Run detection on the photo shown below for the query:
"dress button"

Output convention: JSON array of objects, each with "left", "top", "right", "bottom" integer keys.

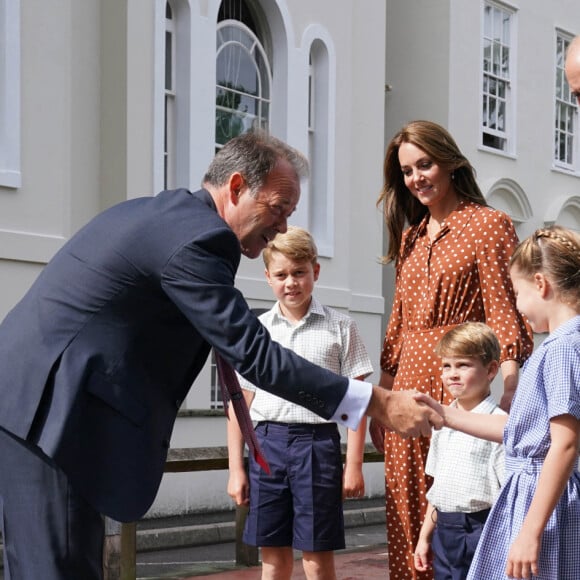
[{"left": 341, "top": 414, "right": 348, "bottom": 422}]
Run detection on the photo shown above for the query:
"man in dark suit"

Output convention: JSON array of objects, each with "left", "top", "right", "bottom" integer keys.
[{"left": 0, "top": 131, "right": 442, "bottom": 579}]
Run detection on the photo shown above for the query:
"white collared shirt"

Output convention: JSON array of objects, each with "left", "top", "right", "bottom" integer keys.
[
  {"left": 426, "top": 395, "right": 506, "bottom": 512},
  {"left": 239, "top": 297, "right": 374, "bottom": 424}
]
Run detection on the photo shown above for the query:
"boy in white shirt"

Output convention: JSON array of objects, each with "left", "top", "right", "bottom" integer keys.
[
  {"left": 414, "top": 322, "right": 506, "bottom": 580},
  {"left": 227, "top": 226, "right": 373, "bottom": 580}
]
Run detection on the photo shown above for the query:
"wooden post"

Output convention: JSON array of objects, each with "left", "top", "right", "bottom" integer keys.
[
  {"left": 103, "top": 518, "right": 136, "bottom": 580},
  {"left": 235, "top": 504, "right": 259, "bottom": 566}
]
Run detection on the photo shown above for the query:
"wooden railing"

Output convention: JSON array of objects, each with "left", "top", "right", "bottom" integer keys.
[{"left": 103, "top": 444, "right": 383, "bottom": 580}]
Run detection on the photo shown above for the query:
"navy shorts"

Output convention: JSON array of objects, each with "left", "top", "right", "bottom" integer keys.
[
  {"left": 243, "top": 421, "right": 345, "bottom": 552},
  {"left": 432, "top": 508, "right": 490, "bottom": 580}
]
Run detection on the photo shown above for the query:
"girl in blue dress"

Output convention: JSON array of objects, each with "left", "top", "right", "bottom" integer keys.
[{"left": 440, "top": 224, "right": 580, "bottom": 579}]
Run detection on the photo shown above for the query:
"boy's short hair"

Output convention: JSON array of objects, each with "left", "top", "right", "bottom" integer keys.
[
  {"left": 263, "top": 226, "right": 318, "bottom": 268},
  {"left": 435, "top": 322, "right": 501, "bottom": 366}
]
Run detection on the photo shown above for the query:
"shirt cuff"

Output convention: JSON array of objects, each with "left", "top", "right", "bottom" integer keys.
[{"left": 330, "top": 379, "right": 372, "bottom": 430}]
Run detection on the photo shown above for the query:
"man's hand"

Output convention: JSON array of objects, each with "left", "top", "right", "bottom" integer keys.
[{"left": 366, "top": 387, "right": 444, "bottom": 438}]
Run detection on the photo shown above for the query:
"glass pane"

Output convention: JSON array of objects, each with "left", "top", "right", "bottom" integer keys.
[
  {"left": 483, "top": 95, "right": 489, "bottom": 127},
  {"left": 215, "top": 109, "right": 246, "bottom": 146},
  {"left": 166, "top": 2, "right": 172, "bottom": 19},
  {"left": 217, "top": 45, "right": 259, "bottom": 97},
  {"left": 489, "top": 97, "right": 497, "bottom": 129},
  {"left": 502, "top": 12, "right": 510, "bottom": 45},
  {"left": 165, "top": 32, "right": 172, "bottom": 90},
  {"left": 493, "top": 8, "right": 502, "bottom": 43},
  {"left": 493, "top": 42, "right": 501, "bottom": 76},
  {"left": 498, "top": 80, "right": 506, "bottom": 99},
  {"left": 489, "top": 77, "right": 497, "bottom": 96},
  {"left": 502, "top": 46, "right": 509, "bottom": 77},
  {"left": 566, "top": 135, "right": 573, "bottom": 164},
  {"left": 484, "top": 5, "right": 492, "bottom": 36},
  {"left": 483, "top": 40, "right": 491, "bottom": 72},
  {"left": 556, "top": 37, "right": 564, "bottom": 67},
  {"left": 498, "top": 100, "right": 505, "bottom": 131},
  {"left": 556, "top": 69, "right": 563, "bottom": 99},
  {"left": 559, "top": 132, "right": 566, "bottom": 160},
  {"left": 566, "top": 105, "right": 574, "bottom": 130}
]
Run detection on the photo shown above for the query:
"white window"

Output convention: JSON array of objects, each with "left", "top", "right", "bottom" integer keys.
[
  {"left": 554, "top": 32, "right": 578, "bottom": 171},
  {"left": 481, "top": 2, "right": 515, "bottom": 154},
  {"left": 0, "top": 0, "right": 21, "bottom": 189},
  {"left": 215, "top": 15, "right": 271, "bottom": 150},
  {"left": 308, "top": 40, "right": 334, "bottom": 257},
  {"left": 164, "top": 1, "right": 176, "bottom": 189}
]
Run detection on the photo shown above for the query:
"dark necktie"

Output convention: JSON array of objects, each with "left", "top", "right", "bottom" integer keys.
[{"left": 215, "top": 352, "right": 271, "bottom": 474}]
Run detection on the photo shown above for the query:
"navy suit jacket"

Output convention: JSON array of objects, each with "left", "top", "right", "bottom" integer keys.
[{"left": 0, "top": 189, "right": 349, "bottom": 521}]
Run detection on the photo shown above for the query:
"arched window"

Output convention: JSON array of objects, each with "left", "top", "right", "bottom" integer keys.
[
  {"left": 484, "top": 177, "right": 532, "bottom": 238},
  {"left": 308, "top": 39, "right": 333, "bottom": 256},
  {"left": 215, "top": 1, "right": 271, "bottom": 150}
]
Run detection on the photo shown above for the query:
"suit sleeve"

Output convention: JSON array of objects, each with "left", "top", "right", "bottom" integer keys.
[{"left": 160, "top": 226, "right": 357, "bottom": 421}]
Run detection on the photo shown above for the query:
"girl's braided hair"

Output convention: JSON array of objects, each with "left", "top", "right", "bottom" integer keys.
[{"left": 510, "top": 225, "right": 580, "bottom": 310}]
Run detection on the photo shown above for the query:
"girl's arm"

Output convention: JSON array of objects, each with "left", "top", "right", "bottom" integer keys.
[
  {"left": 506, "top": 414, "right": 580, "bottom": 579},
  {"left": 443, "top": 404, "right": 507, "bottom": 443},
  {"left": 499, "top": 359, "right": 519, "bottom": 411}
]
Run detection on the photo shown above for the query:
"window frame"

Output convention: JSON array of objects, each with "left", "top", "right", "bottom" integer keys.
[
  {"left": 480, "top": 0, "right": 516, "bottom": 156},
  {"left": 215, "top": 19, "right": 272, "bottom": 151},
  {"left": 553, "top": 30, "right": 579, "bottom": 173}
]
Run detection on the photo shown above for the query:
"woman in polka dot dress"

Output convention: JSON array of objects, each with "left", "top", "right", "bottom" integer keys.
[{"left": 369, "top": 120, "right": 533, "bottom": 580}]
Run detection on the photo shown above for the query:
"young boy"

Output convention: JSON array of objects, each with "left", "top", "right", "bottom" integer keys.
[
  {"left": 414, "top": 322, "right": 506, "bottom": 580},
  {"left": 226, "top": 226, "right": 373, "bottom": 580}
]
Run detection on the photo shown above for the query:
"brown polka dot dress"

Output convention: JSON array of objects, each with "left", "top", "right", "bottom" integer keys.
[{"left": 380, "top": 200, "right": 533, "bottom": 580}]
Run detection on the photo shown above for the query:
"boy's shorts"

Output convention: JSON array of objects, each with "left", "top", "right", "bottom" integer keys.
[{"left": 243, "top": 421, "right": 346, "bottom": 552}]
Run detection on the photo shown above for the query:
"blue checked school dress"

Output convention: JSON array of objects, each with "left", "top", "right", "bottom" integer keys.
[{"left": 467, "top": 315, "right": 580, "bottom": 580}]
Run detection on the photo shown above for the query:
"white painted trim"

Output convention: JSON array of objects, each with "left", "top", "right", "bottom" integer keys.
[
  {"left": 0, "top": 0, "right": 21, "bottom": 189},
  {"left": 153, "top": 0, "right": 166, "bottom": 193},
  {"left": 0, "top": 230, "right": 65, "bottom": 264}
]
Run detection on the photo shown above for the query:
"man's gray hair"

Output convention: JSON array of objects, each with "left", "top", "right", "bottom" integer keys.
[{"left": 203, "top": 131, "right": 309, "bottom": 196}]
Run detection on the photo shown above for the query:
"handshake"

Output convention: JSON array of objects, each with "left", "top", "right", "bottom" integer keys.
[{"left": 366, "top": 387, "right": 444, "bottom": 452}]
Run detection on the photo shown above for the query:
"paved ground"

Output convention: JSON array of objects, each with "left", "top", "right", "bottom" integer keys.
[
  {"left": 137, "top": 523, "right": 388, "bottom": 579},
  {"left": 181, "top": 546, "right": 390, "bottom": 579}
]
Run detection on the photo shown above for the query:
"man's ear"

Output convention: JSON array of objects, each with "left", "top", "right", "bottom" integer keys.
[{"left": 228, "top": 172, "right": 245, "bottom": 204}]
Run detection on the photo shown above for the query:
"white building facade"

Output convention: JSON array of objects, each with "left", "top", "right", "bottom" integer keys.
[{"left": 0, "top": 0, "right": 578, "bottom": 516}]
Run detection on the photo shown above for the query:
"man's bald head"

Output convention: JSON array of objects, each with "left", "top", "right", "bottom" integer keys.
[{"left": 565, "top": 36, "right": 580, "bottom": 105}]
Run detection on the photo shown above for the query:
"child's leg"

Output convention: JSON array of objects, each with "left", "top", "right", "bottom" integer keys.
[
  {"left": 261, "top": 546, "right": 294, "bottom": 580},
  {"left": 302, "top": 550, "right": 337, "bottom": 580}
]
